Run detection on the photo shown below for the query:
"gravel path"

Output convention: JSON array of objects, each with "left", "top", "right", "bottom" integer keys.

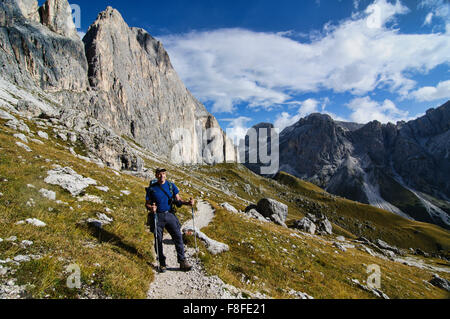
[{"left": 146, "top": 200, "right": 243, "bottom": 299}]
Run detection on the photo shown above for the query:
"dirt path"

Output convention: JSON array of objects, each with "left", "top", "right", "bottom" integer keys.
[{"left": 146, "top": 200, "right": 243, "bottom": 299}]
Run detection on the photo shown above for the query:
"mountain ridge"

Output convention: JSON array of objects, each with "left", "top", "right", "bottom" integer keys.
[{"left": 247, "top": 101, "right": 450, "bottom": 229}]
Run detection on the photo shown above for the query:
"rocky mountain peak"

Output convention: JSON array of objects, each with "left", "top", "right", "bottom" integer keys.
[{"left": 90, "top": 6, "right": 127, "bottom": 29}]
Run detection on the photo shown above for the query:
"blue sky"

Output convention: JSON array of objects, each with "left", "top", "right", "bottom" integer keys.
[{"left": 44, "top": 0, "right": 450, "bottom": 141}]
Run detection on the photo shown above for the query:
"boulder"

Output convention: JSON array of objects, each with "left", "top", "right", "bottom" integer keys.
[
  {"left": 25, "top": 218, "right": 46, "bottom": 227},
  {"left": 37, "top": 131, "right": 49, "bottom": 140},
  {"left": 270, "top": 214, "right": 287, "bottom": 228},
  {"left": 317, "top": 216, "right": 333, "bottom": 235},
  {"left": 15, "top": 142, "right": 32, "bottom": 152},
  {"left": 245, "top": 209, "right": 268, "bottom": 222},
  {"left": 294, "top": 217, "right": 316, "bottom": 235},
  {"left": 221, "top": 202, "right": 238, "bottom": 213},
  {"left": 182, "top": 226, "right": 229, "bottom": 255},
  {"left": 333, "top": 242, "right": 347, "bottom": 252},
  {"left": 376, "top": 239, "right": 401, "bottom": 255},
  {"left": 39, "top": 188, "right": 56, "bottom": 201},
  {"left": 429, "top": 274, "right": 450, "bottom": 292},
  {"left": 256, "top": 198, "right": 288, "bottom": 223},
  {"left": 44, "top": 165, "right": 97, "bottom": 196},
  {"left": 86, "top": 212, "right": 113, "bottom": 229}
]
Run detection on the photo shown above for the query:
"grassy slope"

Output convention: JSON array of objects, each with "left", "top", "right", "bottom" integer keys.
[{"left": 1, "top": 111, "right": 449, "bottom": 299}]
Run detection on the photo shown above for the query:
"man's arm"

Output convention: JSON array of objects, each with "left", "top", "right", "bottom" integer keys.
[{"left": 175, "top": 194, "right": 194, "bottom": 207}]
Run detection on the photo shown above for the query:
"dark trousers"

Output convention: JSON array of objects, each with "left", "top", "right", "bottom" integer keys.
[{"left": 153, "top": 211, "right": 186, "bottom": 265}]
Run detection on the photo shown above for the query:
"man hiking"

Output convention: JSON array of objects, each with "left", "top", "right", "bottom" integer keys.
[{"left": 146, "top": 168, "right": 194, "bottom": 273}]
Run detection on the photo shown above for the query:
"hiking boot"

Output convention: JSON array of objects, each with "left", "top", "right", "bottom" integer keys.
[
  {"left": 159, "top": 265, "right": 167, "bottom": 273},
  {"left": 179, "top": 260, "right": 192, "bottom": 271}
]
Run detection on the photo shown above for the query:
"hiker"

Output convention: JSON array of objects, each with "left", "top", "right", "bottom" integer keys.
[{"left": 145, "top": 168, "right": 194, "bottom": 272}]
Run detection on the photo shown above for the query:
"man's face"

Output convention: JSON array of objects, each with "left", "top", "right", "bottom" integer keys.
[{"left": 156, "top": 171, "right": 167, "bottom": 183}]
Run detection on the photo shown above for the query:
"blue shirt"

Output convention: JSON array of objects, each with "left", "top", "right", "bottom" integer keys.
[{"left": 146, "top": 181, "right": 179, "bottom": 213}]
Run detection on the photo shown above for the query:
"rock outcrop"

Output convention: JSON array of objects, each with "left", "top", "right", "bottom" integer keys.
[{"left": 256, "top": 198, "right": 288, "bottom": 227}]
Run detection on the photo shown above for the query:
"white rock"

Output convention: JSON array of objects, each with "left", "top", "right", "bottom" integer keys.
[
  {"left": 0, "top": 238, "right": 3, "bottom": 242},
  {"left": 37, "top": 131, "right": 49, "bottom": 140},
  {"left": 78, "top": 194, "right": 103, "bottom": 204},
  {"left": 0, "top": 266, "right": 8, "bottom": 276},
  {"left": 13, "top": 255, "right": 31, "bottom": 263},
  {"left": 26, "top": 184, "right": 35, "bottom": 189},
  {"left": 6, "top": 236, "right": 17, "bottom": 242},
  {"left": 39, "top": 188, "right": 56, "bottom": 201},
  {"left": 15, "top": 142, "right": 32, "bottom": 152},
  {"left": 333, "top": 242, "right": 347, "bottom": 252},
  {"left": 96, "top": 186, "right": 109, "bottom": 192},
  {"left": 21, "top": 240, "right": 33, "bottom": 247},
  {"left": 182, "top": 226, "right": 229, "bottom": 255},
  {"left": 44, "top": 166, "right": 97, "bottom": 196},
  {"left": 57, "top": 132, "right": 67, "bottom": 141},
  {"left": 13, "top": 133, "right": 28, "bottom": 143},
  {"left": 221, "top": 202, "right": 238, "bottom": 213},
  {"left": 0, "top": 192, "right": 3, "bottom": 197},
  {"left": 31, "top": 138, "right": 44, "bottom": 145},
  {"left": 96, "top": 213, "right": 113, "bottom": 224},
  {"left": 120, "top": 190, "right": 131, "bottom": 195},
  {"left": 26, "top": 198, "right": 35, "bottom": 207},
  {"left": 0, "top": 109, "right": 16, "bottom": 120},
  {"left": 26, "top": 218, "right": 46, "bottom": 227},
  {"left": 6, "top": 119, "right": 30, "bottom": 133},
  {"left": 15, "top": 221, "right": 25, "bottom": 225}
]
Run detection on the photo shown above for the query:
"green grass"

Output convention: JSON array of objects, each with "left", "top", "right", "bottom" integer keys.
[{"left": 1, "top": 111, "right": 449, "bottom": 299}]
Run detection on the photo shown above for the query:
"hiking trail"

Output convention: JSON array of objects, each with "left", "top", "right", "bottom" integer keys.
[{"left": 146, "top": 200, "right": 243, "bottom": 299}]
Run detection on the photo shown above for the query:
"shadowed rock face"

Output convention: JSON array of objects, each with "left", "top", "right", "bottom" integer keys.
[{"left": 247, "top": 101, "right": 450, "bottom": 229}]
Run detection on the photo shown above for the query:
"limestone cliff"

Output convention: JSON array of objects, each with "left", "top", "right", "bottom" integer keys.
[
  {"left": 82, "top": 7, "right": 236, "bottom": 164},
  {"left": 0, "top": 0, "right": 236, "bottom": 168}
]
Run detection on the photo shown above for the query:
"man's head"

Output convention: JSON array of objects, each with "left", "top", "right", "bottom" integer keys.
[{"left": 155, "top": 168, "right": 167, "bottom": 184}]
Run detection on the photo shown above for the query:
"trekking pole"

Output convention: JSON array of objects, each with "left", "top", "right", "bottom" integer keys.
[
  {"left": 191, "top": 199, "right": 199, "bottom": 260},
  {"left": 153, "top": 210, "right": 161, "bottom": 273}
]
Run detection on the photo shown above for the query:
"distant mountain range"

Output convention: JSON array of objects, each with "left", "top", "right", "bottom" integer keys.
[{"left": 246, "top": 101, "right": 450, "bottom": 230}]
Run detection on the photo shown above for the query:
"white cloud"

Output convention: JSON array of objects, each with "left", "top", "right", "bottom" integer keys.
[
  {"left": 420, "top": 0, "right": 450, "bottom": 19},
  {"left": 409, "top": 80, "right": 450, "bottom": 102},
  {"left": 160, "top": 0, "right": 450, "bottom": 114},
  {"left": 274, "top": 112, "right": 302, "bottom": 132},
  {"left": 346, "top": 96, "right": 412, "bottom": 124}
]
